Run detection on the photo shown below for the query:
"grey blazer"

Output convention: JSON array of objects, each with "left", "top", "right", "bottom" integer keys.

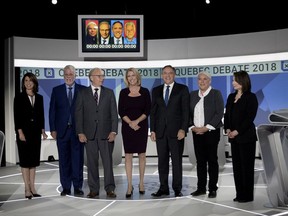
[
  {"left": 75, "top": 86, "right": 118, "bottom": 140},
  {"left": 189, "top": 88, "right": 224, "bottom": 129}
]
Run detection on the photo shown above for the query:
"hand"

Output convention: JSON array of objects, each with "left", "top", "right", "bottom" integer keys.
[
  {"left": 50, "top": 131, "right": 57, "bottom": 140},
  {"left": 19, "top": 133, "right": 26, "bottom": 141},
  {"left": 107, "top": 132, "right": 116, "bottom": 142},
  {"left": 227, "top": 130, "right": 238, "bottom": 139},
  {"left": 42, "top": 132, "right": 48, "bottom": 140},
  {"left": 78, "top": 133, "right": 87, "bottom": 143},
  {"left": 129, "top": 120, "right": 140, "bottom": 131},
  {"left": 177, "top": 129, "right": 185, "bottom": 140},
  {"left": 150, "top": 132, "right": 156, "bottom": 142}
]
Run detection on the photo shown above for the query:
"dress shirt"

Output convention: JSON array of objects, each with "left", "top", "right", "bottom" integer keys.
[
  {"left": 124, "top": 37, "right": 137, "bottom": 44},
  {"left": 114, "top": 37, "right": 123, "bottom": 44},
  {"left": 193, "top": 86, "right": 215, "bottom": 130},
  {"left": 101, "top": 37, "right": 110, "bottom": 44}
]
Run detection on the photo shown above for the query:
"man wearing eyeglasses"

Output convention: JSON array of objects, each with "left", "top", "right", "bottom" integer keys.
[{"left": 75, "top": 68, "right": 118, "bottom": 199}]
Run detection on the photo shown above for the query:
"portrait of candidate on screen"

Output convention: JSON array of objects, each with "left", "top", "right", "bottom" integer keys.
[
  {"left": 85, "top": 20, "right": 99, "bottom": 45},
  {"left": 99, "top": 20, "right": 112, "bottom": 45},
  {"left": 111, "top": 20, "right": 124, "bottom": 45},
  {"left": 124, "top": 20, "right": 137, "bottom": 45}
]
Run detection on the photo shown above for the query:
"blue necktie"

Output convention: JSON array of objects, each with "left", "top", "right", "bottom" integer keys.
[
  {"left": 68, "top": 87, "right": 73, "bottom": 106},
  {"left": 68, "top": 87, "right": 73, "bottom": 125},
  {"left": 164, "top": 85, "right": 170, "bottom": 105}
]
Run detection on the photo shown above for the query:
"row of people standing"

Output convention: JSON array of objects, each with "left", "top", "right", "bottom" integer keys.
[{"left": 13, "top": 65, "right": 258, "bottom": 203}]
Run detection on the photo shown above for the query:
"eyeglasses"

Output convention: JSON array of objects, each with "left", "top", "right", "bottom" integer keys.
[{"left": 91, "top": 75, "right": 105, "bottom": 78}]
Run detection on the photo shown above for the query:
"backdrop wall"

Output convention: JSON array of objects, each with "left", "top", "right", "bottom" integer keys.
[{"left": 4, "top": 29, "right": 288, "bottom": 164}]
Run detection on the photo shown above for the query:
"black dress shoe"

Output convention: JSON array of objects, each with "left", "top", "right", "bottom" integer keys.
[
  {"left": 208, "top": 191, "right": 217, "bottom": 198},
  {"left": 74, "top": 189, "right": 84, "bottom": 196},
  {"left": 175, "top": 192, "right": 183, "bottom": 197},
  {"left": 60, "top": 189, "right": 71, "bottom": 196},
  {"left": 191, "top": 190, "right": 206, "bottom": 196},
  {"left": 126, "top": 187, "right": 134, "bottom": 198},
  {"left": 139, "top": 185, "right": 145, "bottom": 194},
  {"left": 87, "top": 191, "right": 99, "bottom": 198},
  {"left": 238, "top": 198, "right": 253, "bottom": 203},
  {"left": 151, "top": 190, "right": 170, "bottom": 197},
  {"left": 106, "top": 191, "right": 117, "bottom": 198},
  {"left": 31, "top": 191, "right": 41, "bottom": 197}
]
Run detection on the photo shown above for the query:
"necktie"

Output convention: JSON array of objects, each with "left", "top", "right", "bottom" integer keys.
[
  {"left": 68, "top": 87, "right": 73, "bottom": 125},
  {"left": 117, "top": 39, "right": 120, "bottom": 44},
  {"left": 94, "top": 88, "right": 99, "bottom": 105},
  {"left": 103, "top": 39, "right": 106, "bottom": 44},
  {"left": 68, "top": 87, "right": 73, "bottom": 106},
  {"left": 164, "top": 85, "right": 170, "bottom": 105}
]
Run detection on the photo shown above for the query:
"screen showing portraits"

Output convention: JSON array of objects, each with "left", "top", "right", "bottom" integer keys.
[{"left": 78, "top": 15, "right": 144, "bottom": 59}]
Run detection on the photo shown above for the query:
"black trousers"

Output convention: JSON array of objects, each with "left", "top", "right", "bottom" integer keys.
[
  {"left": 156, "top": 129, "right": 184, "bottom": 193},
  {"left": 192, "top": 128, "right": 220, "bottom": 192},
  {"left": 231, "top": 140, "right": 256, "bottom": 200}
]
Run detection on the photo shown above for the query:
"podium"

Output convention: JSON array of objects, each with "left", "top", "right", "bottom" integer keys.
[{"left": 257, "top": 109, "right": 288, "bottom": 207}]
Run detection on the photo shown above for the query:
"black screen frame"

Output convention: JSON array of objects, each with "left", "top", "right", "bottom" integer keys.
[{"left": 78, "top": 15, "right": 144, "bottom": 59}]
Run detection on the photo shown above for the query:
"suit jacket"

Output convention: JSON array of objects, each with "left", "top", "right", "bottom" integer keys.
[
  {"left": 150, "top": 82, "right": 190, "bottom": 139},
  {"left": 75, "top": 86, "right": 118, "bottom": 140},
  {"left": 224, "top": 91, "right": 258, "bottom": 143},
  {"left": 49, "top": 83, "right": 85, "bottom": 138},
  {"left": 189, "top": 88, "right": 224, "bottom": 129},
  {"left": 14, "top": 92, "right": 44, "bottom": 135}
]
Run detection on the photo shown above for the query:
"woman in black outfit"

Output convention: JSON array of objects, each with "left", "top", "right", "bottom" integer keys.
[
  {"left": 224, "top": 70, "right": 258, "bottom": 203},
  {"left": 14, "top": 73, "right": 48, "bottom": 199}
]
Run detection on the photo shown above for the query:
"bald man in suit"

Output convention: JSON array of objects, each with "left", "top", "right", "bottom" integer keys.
[{"left": 75, "top": 68, "right": 118, "bottom": 198}]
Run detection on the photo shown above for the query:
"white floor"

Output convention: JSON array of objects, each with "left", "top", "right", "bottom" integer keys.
[{"left": 0, "top": 157, "right": 288, "bottom": 216}]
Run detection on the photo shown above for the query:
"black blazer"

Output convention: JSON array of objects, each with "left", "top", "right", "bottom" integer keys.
[
  {"left": 14, "top": 92, "right": 45, "bottom": 135},
  {"left": 150, "top": 82, "right": 190, "bottom": 139},
  {"left": 189, "top": 88, "right": 224, "bottom": 129},
  {"left": 224, "top": 91, "right": 258, "bottom": 143}
]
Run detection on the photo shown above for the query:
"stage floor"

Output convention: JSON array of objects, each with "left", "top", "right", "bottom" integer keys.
[{"left": 0, "top": 157, "right": 287, "bottom": 216}]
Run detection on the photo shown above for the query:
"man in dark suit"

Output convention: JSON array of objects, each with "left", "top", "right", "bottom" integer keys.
[
  {"left": 99, "top": 21, "right": 112, "bottom": 44},
  {"left": 150, "top": 65, "right": 190, "bottom": 197},
  {"left": 49, "top": 65, "right": 85, "bottom": 196},
  {"left": 75, "top": 67, "right": 118, "bottom": 198},
  {"left": 111, "top": 21, "right": 124, "bottom": 45}
]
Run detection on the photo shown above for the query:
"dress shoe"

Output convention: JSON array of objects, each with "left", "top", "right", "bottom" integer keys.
[
  {"left": 31, "top": 191, "right": 41, "bottom": 197},
  {"left": 25, "top": 195, "right": 32, "bottom": 199},
  {"left": 238, "top": 198, "right": 253, "bottom": 203},
  {"left": 106, "top": 191, "right": 117, "bottom": 198},
  {"left": 87, "top": 191, "right": 99, "bottom": 198},
  {"left": 60, "top": 189, "right": 71, "bottom": 196},
  {"left": 175, "top": 192, "right": 183, "bottom": 197},
  {"left": 151, "top": 190, "right": 170, "bottom": 197},
  {"left": 208, "top": 191, "right": 217, "bottom": 198},
  {"left": 126, "top": 187, "right": 134, "bottom": 198},
  {"left": 139, "top": 185, "right": 145, "bottom": 194},
  {"left": 233, "top": 197, "right": 238, "bottom": 202},
  {"left": 190, "top": 190, "right": 206, "bottom": 196},
  {"left": 74, "top": 189, "right": 84, "bottom": 196}
]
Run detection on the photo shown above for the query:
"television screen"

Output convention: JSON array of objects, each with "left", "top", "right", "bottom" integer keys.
[{"left": 78, "top": 15, "right": 144, "bottom": 59}]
